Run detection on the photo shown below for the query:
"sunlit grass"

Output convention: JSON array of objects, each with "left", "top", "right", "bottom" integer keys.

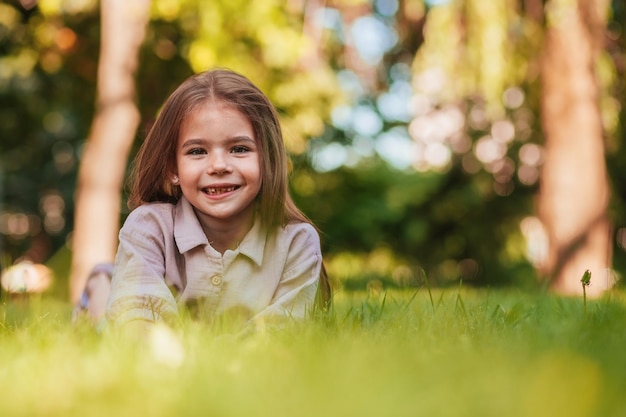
[{"left": 2, "top": 286, "right": 626, "bottom": 417}]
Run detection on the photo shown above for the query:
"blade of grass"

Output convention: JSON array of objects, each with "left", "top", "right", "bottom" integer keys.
[{"left": 420, "top": 268, "right": 435, "bottom": 313}]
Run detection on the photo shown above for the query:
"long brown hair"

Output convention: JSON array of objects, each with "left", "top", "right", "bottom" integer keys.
[{"left": 128, "top": 68, "right": 331, "bottom": 307}]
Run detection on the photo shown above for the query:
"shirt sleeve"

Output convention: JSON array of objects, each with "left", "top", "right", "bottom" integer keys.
[
  {"left": 251, "top": 223, "right": 322, "bottom": 323},
  {"left": 105, "top": 206, "right": 179, "bottom": 327}
]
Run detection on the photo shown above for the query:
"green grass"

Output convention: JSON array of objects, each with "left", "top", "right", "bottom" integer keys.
[{"left": 2, "top": 286, "right": 626, "bottom": 417}]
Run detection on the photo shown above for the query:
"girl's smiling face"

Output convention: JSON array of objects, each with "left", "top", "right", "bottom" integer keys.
[{"left": 175, "top": 100, "right": 262, "bottom": 234}]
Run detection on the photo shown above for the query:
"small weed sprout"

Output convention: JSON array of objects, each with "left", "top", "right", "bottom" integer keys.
[{"left": 581, "top": 269, "right": 591, "bottom": 315}]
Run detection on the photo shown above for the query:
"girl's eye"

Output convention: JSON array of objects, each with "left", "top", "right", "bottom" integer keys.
[
  {"left": 187, "top": 148, "right": 206, "bottom": 155},
  {"left": 231, "top": 145, "right": 249, "bottom": 154}
]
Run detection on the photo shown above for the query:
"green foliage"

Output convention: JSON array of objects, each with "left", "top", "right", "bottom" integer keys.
[
  {"left": 0, "top": 3, "right": 100, "bottom": 261},
  {"left": 291, "top": 155, "right": 536, "bottom": 287},
  {"left": 408, "top": 0, "right": 626, "bottom": 288},
  {"left": 2, "top": 288, "right": 626, "bottom": 416},
  {"left": 413, "top": 0, "right": 541, "bottom": 118}
]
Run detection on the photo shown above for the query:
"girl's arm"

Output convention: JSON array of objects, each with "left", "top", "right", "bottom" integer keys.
[{"left": 105, "top": 206, "right": 179, "bottom": 327}]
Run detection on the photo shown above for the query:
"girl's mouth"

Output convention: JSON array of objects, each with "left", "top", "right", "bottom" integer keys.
[{"left": 203, "top": 186, "right": 239, "bottom": 195}]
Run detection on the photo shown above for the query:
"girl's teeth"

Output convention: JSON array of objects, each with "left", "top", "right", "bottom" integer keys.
[{"left": 207, "top": 186, "right": 235, "bottom": 194}]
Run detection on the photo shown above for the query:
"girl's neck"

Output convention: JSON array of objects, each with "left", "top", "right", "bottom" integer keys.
[{"left": 199, "top": 212, "right": 256, "bottom": 254}]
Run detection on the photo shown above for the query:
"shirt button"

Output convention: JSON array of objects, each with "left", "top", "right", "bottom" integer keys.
[{"left": 210, "top": 274, "right": 222, "bottom": 286}]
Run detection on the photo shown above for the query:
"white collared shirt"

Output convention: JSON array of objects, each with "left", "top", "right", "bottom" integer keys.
[{"left": 105, "top": 196, "right": 322, "bottom": 327}]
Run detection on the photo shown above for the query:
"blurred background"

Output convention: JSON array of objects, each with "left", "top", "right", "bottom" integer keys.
[{"left": 1, "top": 0, "right": 625, "bottom": 298}]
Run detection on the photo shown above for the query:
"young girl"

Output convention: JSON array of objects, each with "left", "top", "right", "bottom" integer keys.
[{"left": 103, "top": 68, "right": 330, "bottom": 329}]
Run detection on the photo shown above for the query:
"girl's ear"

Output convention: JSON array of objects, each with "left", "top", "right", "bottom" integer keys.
[
  {"left": 170, "top": 174, "right": 179, "bottom": 185},
  {"left": 164, "top": 173, "right": 181, "bottom": 200}
]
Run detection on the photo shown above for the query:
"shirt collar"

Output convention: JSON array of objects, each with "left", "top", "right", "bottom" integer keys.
[
  {"left": 236, "top": 216, "right": 266, "bottom": 266},
  {"left": 174, "top": 196, "right": 209, "bottom": 253},
  {"left": 173, "top": 196, "right": 266, "bottom": 266}
]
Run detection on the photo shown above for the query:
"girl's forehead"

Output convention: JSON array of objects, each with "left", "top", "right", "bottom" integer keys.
[
  {"left": 193, "top": 98, "right": 238, "bottom": 112},
  {"left": 178, "top": 99, "right": 259, "bottom": 143},
  {"left": 182, "top": 99, "right": 248, "bottom": 123}
]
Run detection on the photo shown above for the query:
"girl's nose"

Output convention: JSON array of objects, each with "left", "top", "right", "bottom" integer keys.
[{"left": 208, "top": 152, "right": 231, "bottom": 175}]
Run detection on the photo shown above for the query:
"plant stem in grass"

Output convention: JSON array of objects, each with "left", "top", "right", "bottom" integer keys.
[{"left": 581, "top": 269, "right": 591, "bottom": 316}]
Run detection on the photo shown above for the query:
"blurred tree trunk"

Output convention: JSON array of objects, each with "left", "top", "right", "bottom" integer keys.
[
  {"left": 69, "top": 0, "right": 150, "bottom": 304},
  {"left": 538, "top": 0, "right": 611, "bottom": 296}
]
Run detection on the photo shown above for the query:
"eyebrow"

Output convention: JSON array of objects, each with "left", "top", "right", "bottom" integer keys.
[{"left": 180, "top": 136, "right": 256, "bottom": 149}]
